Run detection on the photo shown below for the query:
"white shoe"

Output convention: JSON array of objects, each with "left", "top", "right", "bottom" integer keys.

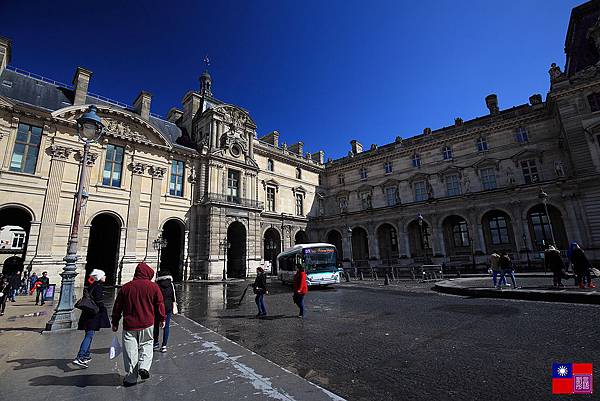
[{"left": 73, "top": 359, "right": 88, "bottom": 368}]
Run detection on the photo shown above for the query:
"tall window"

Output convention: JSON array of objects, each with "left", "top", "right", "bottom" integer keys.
[
  {"left": 11, "top": 232, "right": 25, "bottom": 249},
  {"left": 227, "top": 170, "right": 240, "bottom": 202},
  {"left": 385, "top": 187, "right": 398, "bottom": 206},
  {"left": 489, "top": 215, "right": 510, "bottom": 244},
  {"left": 295, "top": 193, "right": 304, "bottom": 216},
  {"left": 412, "top": 153, "right": 422, "bottom": 168},
  {"left": 477, "top": 137, "right": 488, "bottom": 152},
  {"left": 480, "top": 168, "right": 497, "bottom": 190},
  {"left": 515, "top": 127, "right": 529, "bottom": 143},
  {"left": 267, "top": 159, "right": 274, "bottom": 172},
  {"left": 359, "top": 167, "right": 368, "bottom": 180},
  {"left": 102, "top": 144, "right": 124, "bottom": 187},
  {"left": 414, "top": 181, "right": 427, "bottom": 201},
  {"left": 521, "top": 159, "right": 539, "bottom": 184},
  {"left": 296, "top": 167, "right": 302, "bottom": 179},
  {"left": 266, "top": 187, "right": 275, "bottom": 212},
  {"left": 169, "top": 160, "right": 185, "bottom": 197},
  {"left": 446, "top": 174, "right": 461, "bottom": 196},
  {"left": 452, "top": 221, "right": 470, "bottom": 247},
  {"left": 442, "top": 146, "right": 453, "bottom": 160},
  {"left": 338, "top": 174, "right": 345, "bottom": 185},
  {"left": 10, "top": 123, "right": 42, "bottom": 174},
  {"left": 530, "top": 211, "right": 552, "bottom": 247},
  {"left": 384, "top": 161, "right": 393, "bottom": 174}
]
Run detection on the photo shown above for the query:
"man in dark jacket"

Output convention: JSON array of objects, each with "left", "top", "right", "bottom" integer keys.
[
  {"left": 35, "top": 272, "right": 49, "bottom": 305},
  {"left": 545, "top": 245, "right": 569, "bottom": 287},
  {"left": 8, "top": 271, "right": 21, "bottom": 302},
  {"left": 112, "top": 262, "right": 166, "bottom": 386}
]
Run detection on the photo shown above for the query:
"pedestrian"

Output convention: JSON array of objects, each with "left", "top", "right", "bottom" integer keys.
[
  {"left": 19, "top": 272, "right": 29, "bottom": 295},
  {"left": 153, "top": 270, "right": 175, "bottom": 353},
  {"left": 292, "top": 264, "right": 308, "bottom": 318},
  {"left": 252, "top": 267, "right": 268, "bottom": 317},
  {"left": 0, "top": 276, "right": 10, "bottom": 316},
  {"left": 111, "top": 262, "right": 165, "bottom": 387},
  {"left": 496, "top": 252, "right": 517, "bottom": 289},
  {"left": 73, "top": 269, "right": 111, "bottom": 368},
  {"left": 568, "top": 241, "right": 595, "bottom": 289},
  {"left": 544, "top": 245, "right": 569, "bottom": 287},
  {"left": 35, "top": 272, "right": 49, "bottom": 305},
  {"left": 28, "top": 272, "right": 38, "bottom": 292},
  {"left": 489, "top": 253, "right": 506, "bottom": 287},
  {"left": 8, "top": 270, "right": 21, "bottom": 302}
]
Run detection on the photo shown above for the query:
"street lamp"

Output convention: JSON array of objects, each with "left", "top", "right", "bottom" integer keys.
[
  {"left": 153, "top": 234, "right": 167, "bottom": 270},
  {"left": 347, "top": 227, "right": 355, "bottom": 276},
  {"left": 417, "top": 214, "right": 429, "bottom": 264},
  {"left": 46, "top": 105, "right": 104, "bottom": 331},
  {"left": 469, "top": 225, "right": 476, "bottom": 271},
  {"left": 522, "top": 233, "right": 531, "bottom": 270},
  {"left": 219, "top": 237, "right": 230, "bottom": 281},
  {"left": 266, "top": 238, "right": 276, "bottom": 274},
  {"left": 538, "top": 188, "right": 556, "bottom": 247}
]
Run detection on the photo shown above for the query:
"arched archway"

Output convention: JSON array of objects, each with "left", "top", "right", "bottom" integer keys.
[
  {"left": 407, "top": 219, "right": 431, "bottom": 259},
  {"left": 442, "top": 215, "right": 471, "bottom": 256},
  {"left": 0, "top": 206, "right": 32, "bottom": 275},
  {"left": 227, "top": 222, "right": 246, "bottom": 278},
  {"left": 377, "top": 224, "right": 399, "bottom": 265},
  {"left": 85, "top": 213, "right": 121, "bottom": 285},
  {"left": 481, "top": 210, "right": 516, "bottom": 253},
  {"left": 263, "top": 228, "right": 281, "bottom": 275},
  {"left": 351, "top": 227, "right": 369, "bottom": 264},
  {"left": 295, "top": 230, "right": 308, "bottom": 245},
  {"left": 527, "top": 204, "right": 567, "bottom": 250},
  {"left": 160, "top": 219, "right": 185, "bottom": 282},
  {"left": 326, "top": 230, "right": 343, "bottom": 264}
]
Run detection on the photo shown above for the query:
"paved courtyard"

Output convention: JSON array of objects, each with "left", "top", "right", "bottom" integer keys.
[{"left": 181, "top": 280, "right": 600, "bottom": 401}]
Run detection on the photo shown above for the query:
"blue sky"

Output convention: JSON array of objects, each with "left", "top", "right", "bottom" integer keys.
[{"left": 1, "top": 0, "right": 583, "bottom": 159}]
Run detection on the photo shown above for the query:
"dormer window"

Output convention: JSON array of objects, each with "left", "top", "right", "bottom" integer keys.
[
  {"left": 359, "top": 167, "right": 368, "bottom": 180},
  {"left": 442, "top": 146, "right": 453, "bottom": 160},
  {"left": 477, "top": 137, "right": 488, "bottom": 152},
  {"left": 412, "top": 153, "right": 422, "bottom": 168}
]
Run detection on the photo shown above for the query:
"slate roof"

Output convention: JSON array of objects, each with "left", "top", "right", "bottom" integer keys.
[{"left": 0, "top": 67, "right": 191, "bottom": 150}]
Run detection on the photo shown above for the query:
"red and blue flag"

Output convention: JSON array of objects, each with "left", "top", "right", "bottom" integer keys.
[{"left": 552, "top": 363, "right": 593, "bottom": 394}]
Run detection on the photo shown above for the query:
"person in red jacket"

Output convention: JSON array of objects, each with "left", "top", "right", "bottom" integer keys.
[
  {"left": 112, "top": 262, "right": 165, "bottom": 387},
  {"left": 292, "top": 264, "right": 308, "bottom": 318}
]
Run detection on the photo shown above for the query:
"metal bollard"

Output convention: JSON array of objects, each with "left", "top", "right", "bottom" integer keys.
[
  {"left": 360, "top": 272, "right": 364, "bottom": 280},
  {"left": 384, "top": 274, "right": 390, "bottom": 285},
  {"left": 374, "top": 271, "right": 378, "bottom": 281},
  {"left": 346, "top": 272, "right": 350, "bottom": 282}
]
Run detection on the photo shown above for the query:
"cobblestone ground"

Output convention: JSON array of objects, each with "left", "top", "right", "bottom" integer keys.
[{"left": 178, "top": 280, "right": 600, "bottom": 401}]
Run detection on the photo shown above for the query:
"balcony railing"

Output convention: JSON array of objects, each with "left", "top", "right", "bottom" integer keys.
[{"left": 201, "top": 193, "right": 264, "bottom": 210}]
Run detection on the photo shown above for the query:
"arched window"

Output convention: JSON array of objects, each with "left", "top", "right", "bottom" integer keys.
[
  {"left": 267, "top": 159, "right": 274, "bottom": 172},
  {"left": 442, "top": 146, "right": 453, "bottom": 160},
  {"left": 452, "top": 220, "right": 470, "bottom": 247},
  {"left": 412, "top": 153, "right": 421, "bottom": 168}
]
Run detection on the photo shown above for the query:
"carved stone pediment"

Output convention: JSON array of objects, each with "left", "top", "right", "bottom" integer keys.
[
  {"left": 437, "top": 165, "right": 463, "bottom": 181},
  {"left": 511, "top": 149, "right": 543, "bottom": 165},
  {"left": 472, "top": 157, "right": 500, "bottom": 170}
]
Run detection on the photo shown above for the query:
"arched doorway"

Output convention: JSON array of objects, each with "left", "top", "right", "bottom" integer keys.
[
  {"left": 295, "top": 230, "right": 308, "bottom": 245},
  {"left": 0, "top": 206, "right": 32, "bottom": 275},
  {"left": 351, "top": 227, "right": 369, "bottom": 264},
  {"left": 326, "top": 230, "right": 343, "bottom": 264},
  {"left": 481, "top": 210, "right": 516, "bottom": 253},
  {"left": 263, "top": 228, "right": 281, "bottom": 275},
  {"left": 85, "top": 213, "right": 121, "bottom": 286},
  {"left": 527, "top": 204, "right": 568, "bottom": 250},
  {"left": 377, "top": 224, "right": 399, "bottom": 265},
  {"left": 442, "top": 215, "right": 471, "bottom": 257},
  {"left": 407, "top": 219, "right": 431, "bottom": 259},
  {"left": 160, "top": 219, "right": 185, "bottom": 282},
  {"left": 227, "top": 222, "right": 246, "bottom": 278}
]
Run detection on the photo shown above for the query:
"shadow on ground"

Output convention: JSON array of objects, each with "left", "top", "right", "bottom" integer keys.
[
  {"left": 8, "top": 358, "right": 81, "bottom": 373},
  {"left": 29, "top": 373, "right": 122, "bottom": 387}
]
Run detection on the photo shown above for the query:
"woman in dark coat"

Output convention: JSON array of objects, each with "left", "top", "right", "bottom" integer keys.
[
  {"left": 73, "top": 269, "right": 111, "bottom": 368},
  {"left": 545, "top": 245, "right": 569, "bottom": 287},
  {"left": 569, "top": 242, "right": 596, "bottom": 289},
  {"left": 154, "top": 270, "right": 175, "bottom": 353},
  {"left": 0, "top": 276, "right": 10, "bottom": 316}
]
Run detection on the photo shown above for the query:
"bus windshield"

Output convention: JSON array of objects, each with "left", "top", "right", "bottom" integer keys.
[{"left": 302, "top": 247, "right": 337, "bottom": 272}]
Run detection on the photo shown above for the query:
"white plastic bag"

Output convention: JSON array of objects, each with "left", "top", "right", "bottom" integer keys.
[{"left": 109, "top": 335, "right": 122, "bottom": 359}]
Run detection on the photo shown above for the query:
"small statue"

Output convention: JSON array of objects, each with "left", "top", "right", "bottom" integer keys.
[
  {"left": 463, "top": 175, "right": 471, "bottom": 193},
  {"left": 339, "top": 197, "right": 348, "bottom": 213},
  {"left": 554, "top": 161, "right": 566, "bottom": 178},
  {"left": 506, "top": 167, "right": 516, "bottom": 186},
  {"left": 549, "top": 63, "right": 563, "bottom": 81}
]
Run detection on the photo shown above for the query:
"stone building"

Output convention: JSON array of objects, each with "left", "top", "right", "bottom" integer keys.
[{"left": 2, "top": 0, "right": 600, "bottom": 285}]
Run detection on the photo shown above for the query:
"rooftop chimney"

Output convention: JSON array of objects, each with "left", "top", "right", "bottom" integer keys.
[
  {"left": 72, "top": 67, "right": 92, "bottom": 106},
  {"left": 133, "top": 91, "right": 152, "bottom": 121},
  {"left": 485, "top": 94, "right": 499, "bottom": 115},
  {"left": 311, "top": 150, "right": 325, "bottom": 164},
  {"left": 350, "top": 140, "right": 363, "bottom": 155},
  {"left": 288, "top": 141, "right": 304, "bottom": 156},
  {"left": 167, "top": 107, "right": 183, "bottom": 123},
  {"left": 259, "top": 131, "right": 279, "bottom": 147},
  {"left": 0, "top": 36, "right": 11, "bottom": 76},
  {"left": 529, "top": 94, "right": 543, "bottom": 106}
]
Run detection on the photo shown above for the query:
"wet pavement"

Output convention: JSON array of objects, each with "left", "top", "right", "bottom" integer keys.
[{"left": 175, "top": 279, "right": 600, "bottom": 401}]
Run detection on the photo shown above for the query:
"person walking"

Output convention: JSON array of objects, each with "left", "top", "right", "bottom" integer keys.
[
  {"left": 0, "top": 276, "right": 10, "bottom": 316},
  {"left": 111, "top": 262, "right": 165, "bottom": 387},
  {"left": 496, "top": 252, "right": 517, "bottom": 289},
  {"left": 35, "top": 272, "right": 49, "bottom": 305},
  {"left": 8, "top": 270, "right": 21, "bottom": 302},
  {"left": 252, "top": 267, "right": 268, "bottom": 317},
  {"left": 153, "top": 270, "right": 175, "bottom": 353},
  {"left": 28, "top": 272, "right": 38, "bottom": 292},
  {"left": 569, "top": 242, "right": 595, "bottom": 289},
  {"left": 292, "top": 264, "right": 308, "bottom": 318},
  {"left": 73, "top": 269, "right": 111, "bottom": 368},
  {"left": 545, "top": 245, "right": 569, "bottom": 287},
  {"left": 489, "top": 253, "right": 506, "bottom": 288}
]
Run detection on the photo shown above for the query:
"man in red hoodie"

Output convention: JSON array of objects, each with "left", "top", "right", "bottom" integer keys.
[{"left": 112, "top": 262, "right": 165, "bottom": 387}]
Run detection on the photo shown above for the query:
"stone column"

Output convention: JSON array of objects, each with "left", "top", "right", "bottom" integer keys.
[
  {"left": 146, "top": 165, "right": 166, "bottom": 262},
  {"left": 183, "top": 229, "right": 190, "bottom": 280},
  {"left": 249, "top": 132, "right": 254, "bottom": 159},
  {"left": 211, "top": 120, "right": 217, "bottom": 149},
  {"left": 37, "top": 145, "right": 73, "bottom": 255},
  {"left": 197, "top": 160, "right": 206, "bottom": 202},
  {"left": 217, "top": 121, "right": 223, "bottom": 149},
  {"left": 124, "top": 162, "right": 145, "bottom": 258}
]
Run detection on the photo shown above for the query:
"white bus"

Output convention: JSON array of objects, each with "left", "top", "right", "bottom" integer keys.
[{"left": 277, "top": 243, "right": 341, "bottom": 286}]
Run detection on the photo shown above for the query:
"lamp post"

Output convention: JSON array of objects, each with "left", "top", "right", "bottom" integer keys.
[
  {"left": 522, "top": 233, "right": 532, "bottom": 271},
  {"left": 417, "top": 214, "right": 429, "bottom": 264},
  {"left": 347, "top": 227, "right": 355, "bottom": 276},
  {"left": 538, "top": 188, "right": 556, "bottom": 247},
  {"left": 153, "top": 234, "right": 167, "bottom": 271},
  {"left": 220, "top": 237, "right": 230, "bottom": 281},
  {"left": 266, "top": 238, "right": 276, "bottom": 274},
  {"left": 469, "top": 225, "right": 476, "bottom": 271},
  {"left": 46, "top": 105, "right": 104, "bottom": 331}
]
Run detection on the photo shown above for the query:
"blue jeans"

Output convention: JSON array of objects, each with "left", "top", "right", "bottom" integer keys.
[
  {"left": 497, "top": 269, "right": 517, "bottom": 288},
  {"left": 77, "top": 330, "right": 95, "bottom": 360},
  {"left": 492, "top": 270, "right": 507, "bottom": 287},
  {"left": 293, "top": 294, "right": 305, "bottom": 316},
  {"left": 255, "top": 294, "right": 267, "bottom": 315},
  {"left": 153, "top": 311, "right": 172, "bottom": 347},
  {"left": 10, "top": 288, "right": 18, "bottom": 301}
]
